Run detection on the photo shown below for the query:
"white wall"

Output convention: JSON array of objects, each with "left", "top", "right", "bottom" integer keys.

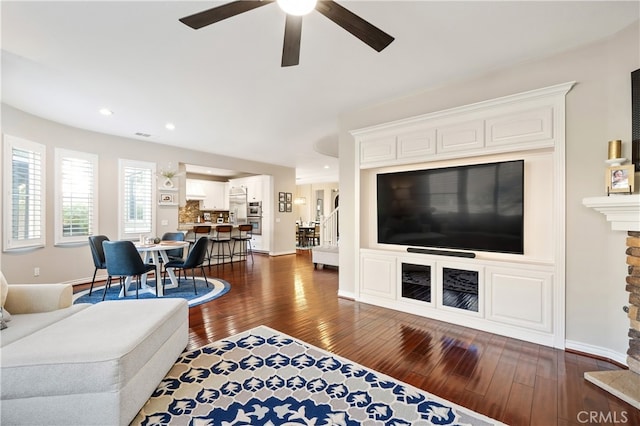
[
  {"left": 1, "top": 106, "right": 297, "bottom": 283},
  {"left": 295, "top": 182, "right": 339, "bottom": 224},
  {"left": 339, "top": 21, "right": 640, "bottom": 359}
]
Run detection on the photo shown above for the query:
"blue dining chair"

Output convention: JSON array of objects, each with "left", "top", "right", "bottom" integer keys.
[
  {"left": 102, "top": 240, "right": 157, "bottom": 301},
  {"left": 160, "top": 232, "right": 186, "bottom": 281},
  {"left": 163, "top": 236, "right": 210, "bottom": 295},
  {"left": 161, "top": 232, "right": 186, "bottom": 261},
  {"left": 88, "top": 235, "right": 109, "bottom": 295}
]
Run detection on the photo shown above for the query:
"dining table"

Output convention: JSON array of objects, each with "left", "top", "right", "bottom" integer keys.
[
  {"left": 120, "top": 240, "right": 190, "bottom": 297},
  {"left": 297, "top": 225, "right": 316, "bottom": 247}
]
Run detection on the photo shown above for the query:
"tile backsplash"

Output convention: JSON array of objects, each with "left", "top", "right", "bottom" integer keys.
[{"left": 179, "top": 200, "right": 229, "bottom": 223}]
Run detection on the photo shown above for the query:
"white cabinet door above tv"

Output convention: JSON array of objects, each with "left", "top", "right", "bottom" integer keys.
[{"left": 355, "top": 82, "right": 572, "bottom": 169}]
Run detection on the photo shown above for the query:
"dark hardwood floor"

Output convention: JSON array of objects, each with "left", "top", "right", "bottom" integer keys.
[{"left": 81, "top": 251, "right": 639, "bottom": 425}]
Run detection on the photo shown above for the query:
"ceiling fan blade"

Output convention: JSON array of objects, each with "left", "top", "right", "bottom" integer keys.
[
  {"left": 179, "top": 0, "right": 274, "bottom": 30},
  {"left": 315, "top": 0, "right": 394, "bottom": 52},
  {"left": 282, "top": 15, "right": 303, "bottom": 67}
]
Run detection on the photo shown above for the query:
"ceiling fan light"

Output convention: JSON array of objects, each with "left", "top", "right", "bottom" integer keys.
[{"left": 277, "top": 0, "right": 317, "bottom": 16}]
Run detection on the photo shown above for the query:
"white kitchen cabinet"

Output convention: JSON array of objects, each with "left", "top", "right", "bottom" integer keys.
[
  {"left": 199, "top": 181, "right": 228, "bottom": 210},
  {"left": 250, "top": 234, "right": 262, "bottom": 252},
  {"left": 186, "top": 179, "right": 205, "bottom": 200},
  {"left": 244, "top": 176, "right": 263, "bottom": 201},
  {"left": 229, "top": 175, "right": 265, "bottom": 202}
]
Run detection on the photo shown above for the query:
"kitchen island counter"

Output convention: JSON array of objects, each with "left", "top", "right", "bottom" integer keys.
[{"left": 178, "top": 222, "right": 240, "bottom": 231}]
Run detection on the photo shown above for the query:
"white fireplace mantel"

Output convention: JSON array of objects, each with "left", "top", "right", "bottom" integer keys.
[
  {"left": 583, "top": 194, "right": 640, "bottom": 231},
  {"left": 583, "top": 192, "right": 640, "bottom": 409}
]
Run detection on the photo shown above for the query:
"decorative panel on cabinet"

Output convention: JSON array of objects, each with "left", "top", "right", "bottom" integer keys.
[
  {"left": 436, "top": 120, "right": 485, "bottom": 153},
  {"left": 485, "top": 267, "right": 552, "bottom": 332},
  {"left": 397, "top": 129, "right": 436, "bottom": 160},
  {"left": 360, "top": 253, "right": 396, "bottom": 299},
  {"left": 360, "top": 137, "right": 396, "bottom": 166},
  {"left": 485, "top": 107, "right": 553, "bottom": 148}
]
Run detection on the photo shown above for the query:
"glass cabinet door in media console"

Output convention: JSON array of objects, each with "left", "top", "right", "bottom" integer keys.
[
  {"left": 399, "top": 259, "right": 435, "bottom": 307},
  {"left": 437, "top": 262, "right": 483, "bottom": 317}
]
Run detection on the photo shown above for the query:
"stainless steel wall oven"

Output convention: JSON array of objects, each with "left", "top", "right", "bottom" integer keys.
[
  {"left": 247, "top": 216, "right": 262, "bottom": 235},
  {"left": 248, "top": 201, "right": 262, "bottom": 216}
]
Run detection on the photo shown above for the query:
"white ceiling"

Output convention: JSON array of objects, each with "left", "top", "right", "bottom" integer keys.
[{"left": 2, "top": 1, "right": 638, "bottom": 183}]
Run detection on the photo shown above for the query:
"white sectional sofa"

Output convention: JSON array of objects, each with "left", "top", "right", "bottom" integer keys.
[
  {"left": 0, "top": 271, "right": 188, "bottom": 425},
  {"left": 311, "top": 245, "right": 339, "bottom": 269}
]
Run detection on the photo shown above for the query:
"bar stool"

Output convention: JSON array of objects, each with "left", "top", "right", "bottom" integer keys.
[
  {"left": 189, "top": 226, "right": 211, "bottom": 262},
  {"left": 190, "top": 226, "right": 211, "bottom": 245},
  {"left": 232, "top": 224, "right": 254, "bottom": 264},
  {"left": 210, "top": 225, "right": 233, "bottom": 269}
]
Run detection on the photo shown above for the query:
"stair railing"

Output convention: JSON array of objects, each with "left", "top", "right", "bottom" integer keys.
[{"left": 319, "top": 207, "right": 339, "bottom": 246}]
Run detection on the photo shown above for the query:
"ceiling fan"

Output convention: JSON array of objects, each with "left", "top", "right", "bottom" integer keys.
[{"left": 179, "top": 0, "right": 395, "bottom": 67}]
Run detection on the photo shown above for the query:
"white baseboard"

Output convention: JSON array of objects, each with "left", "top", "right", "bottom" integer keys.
[
  {"left": 270, "top": 250, "right": 297, "bottom": 256},
  {"left": 338, "top": 290, "right": 356, "bottom": 300},
  {"left": 565, "top": 339, "right": 627, "bottom": 366},
  {"left": 65, "top": 273, "right": 107, "bottom": 287}
]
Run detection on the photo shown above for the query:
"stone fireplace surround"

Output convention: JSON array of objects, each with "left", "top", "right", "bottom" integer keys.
[
  {"left": 583, "top": 194, "right": 640, "bottom": 409},
  {"left": 627, "top": 233, "right": 640, "bottom": 374}
]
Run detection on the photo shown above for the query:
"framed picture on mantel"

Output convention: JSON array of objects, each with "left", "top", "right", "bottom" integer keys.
[{"left": 606, "top": 164, "right": 634, "bottom": 194}]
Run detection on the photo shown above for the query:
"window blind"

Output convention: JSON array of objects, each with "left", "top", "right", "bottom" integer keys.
[
  {"left": 3, "top": 135, "right": 46, "bottom": 250},
  {"left": 55, "top": 149, "right": 98, "bottom": 244},
  {"left": 123, "top": 165, "right": 154, "bottom": 235}
]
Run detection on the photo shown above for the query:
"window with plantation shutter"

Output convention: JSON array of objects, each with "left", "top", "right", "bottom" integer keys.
[
  {"left": 3, "top": 135, "right": 46, "bottom": 251},
  {"left": 55, "top": 149, "right": 98, "bottom": 245},
  {"left": 119, "top": 159, "right": 156, "bottom": 239}
]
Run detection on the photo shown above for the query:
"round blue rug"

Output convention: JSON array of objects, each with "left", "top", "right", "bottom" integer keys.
[{"left": 73, "top": 277, "right": 231, "bottom": 307}]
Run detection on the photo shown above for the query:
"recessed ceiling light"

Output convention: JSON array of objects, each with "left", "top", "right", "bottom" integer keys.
[
  {"left": 324, "top": 165, "right": 330, "bottom": 169},
  {"left": 99, "top": 108, "right": 113, "bottom": 116},
  {"left": 165, "top": 122, "right": 175, "bottom": 130}
]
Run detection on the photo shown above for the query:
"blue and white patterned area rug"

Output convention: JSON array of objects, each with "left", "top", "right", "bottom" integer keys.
[
  {"left": 132, "top": 325, "right": 503, "bottom": 425},
  {"left": 73, "top": 277, "right": 230, "bottom": 307}
]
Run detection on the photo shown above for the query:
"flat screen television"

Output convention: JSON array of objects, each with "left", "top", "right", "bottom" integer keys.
[{"left": 377, "top": 160, "right": 524, "bottom": 254}]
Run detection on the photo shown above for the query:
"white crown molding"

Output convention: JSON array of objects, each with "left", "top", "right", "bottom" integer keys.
[
  {"left": 350, "top": 81, "right": 576, "bottom": 137},
  {"left": 583, "top": 194, "right": 640, "bottom": 231}
]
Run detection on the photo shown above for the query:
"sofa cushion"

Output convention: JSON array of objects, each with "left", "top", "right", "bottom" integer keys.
[
  {"left": 1, "top": 298, "right": 187, "bottom": 401},
  {"left": 0, "top": 304, "right": 91, "bottom": 348},
  {"left": 1, "top": 270, "right": 8, "bottom": 308},
  {"left": 4, "top": 284, "right": 73, "bottom": 314}
]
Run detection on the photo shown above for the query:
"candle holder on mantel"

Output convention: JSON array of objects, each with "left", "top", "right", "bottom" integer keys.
[{"left": 607, "top": 139, "right": 623, "bottom": 164}]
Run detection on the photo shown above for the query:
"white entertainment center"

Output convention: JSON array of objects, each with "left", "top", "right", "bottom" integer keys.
[{"left": 351, "top": 82, "right": 575, "bottom": 349}]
